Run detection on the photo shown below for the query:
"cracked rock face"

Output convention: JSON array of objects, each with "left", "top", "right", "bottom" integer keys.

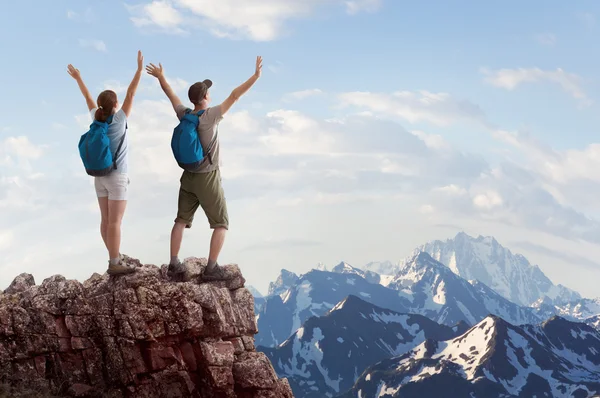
[{"left": 0, "top": 257, "right": 294, "bottom": 398}]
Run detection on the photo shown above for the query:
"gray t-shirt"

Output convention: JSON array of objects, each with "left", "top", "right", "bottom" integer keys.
[
  {"left": 175, "top": 104, "right": 223, "bottom": 173},
  {"left": 89, "top": 108, "right": 129, "bottom": 174}
]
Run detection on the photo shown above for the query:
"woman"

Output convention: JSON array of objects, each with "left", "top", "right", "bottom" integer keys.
[{"left": 67, "top": 51, "right": 143, "bottom": 275}]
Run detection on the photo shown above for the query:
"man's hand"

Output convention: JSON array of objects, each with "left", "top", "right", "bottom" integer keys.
[
  {"left": 145, "top": 63, "right": 164, "bottom": 79},
  {"left": 67, "top": 64, "right": 81, "bottom": 80},
  {"left": 254, "top": 56, "right": 263, "bottom": 78},
  {"left": 137, "top": 50, "right": 144, "bottom": 72}
]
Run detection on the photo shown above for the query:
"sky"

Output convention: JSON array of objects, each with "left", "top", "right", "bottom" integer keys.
[{"left": 2, "top": 0, "right": 600, "bottom": 298}]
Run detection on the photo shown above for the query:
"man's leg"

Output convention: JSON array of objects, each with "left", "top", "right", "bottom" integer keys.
[
  {"left": 170, "top": 221, "right": 187, "bottom": 260},
  {"left": 197, "top": 169, "right": 230, "bottom": 280},
  {"left": 208, "top": 227, "right": 227, "bottom": 266},
  {"left": 169, "top": 172, "right": 199, "bottom": 275}
]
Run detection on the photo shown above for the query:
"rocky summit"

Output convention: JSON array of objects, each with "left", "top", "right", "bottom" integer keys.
[{"left": 0, "top": 256, "right": 293, "bottom": 398}]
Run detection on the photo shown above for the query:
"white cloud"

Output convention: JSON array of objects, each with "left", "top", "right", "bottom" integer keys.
[
  {"left": 1, "top": 136, "right": 43, "bottom": 160},
  {"left": 78, "top": 39, "right": 107, "bottom": 52},
  {"left": 410, "top": 130, "right": 451, "bottom": 151},
  {"left": 0, "top": 230, "right": 13, "bottom": 251},
  {"left": 473, "top": 190, "right": 503, "bottom": 210},
  {"left": 128, "top": 0, "right": 186, "bottom": 34},
  {"left": 5, "top": 82, "right": 600, "bottom": 296},
  {"left": 337, "top": 90, "right": 488, "bottom": 127},
  {"left": 67, "top": 7, "right": 93, "bottom": 22},
  {"left": 345, "top": 0, "right": 382, "bottom": 14},
  {"left": 282, "top": 89, "right": 323, "bottom": 102},
  {"left": 481, "top": 67, "right": 590, "bottom": 106},
  {"left": 534, "top": 33, "right": 556, "bottom": 46},
  {"left": 103, "top": 75, "right": 188, "bottom": 96},
  {"left": 128, "top": 0, "right": 385, "bottom": 41}
]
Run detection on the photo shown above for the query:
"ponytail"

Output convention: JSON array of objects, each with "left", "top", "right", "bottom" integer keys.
[
  {"left": 94, "top": 106, "right": 110, "bottom": 122},
  {"left": 95, "top": 90, "right": 118, "bottom": 122}
]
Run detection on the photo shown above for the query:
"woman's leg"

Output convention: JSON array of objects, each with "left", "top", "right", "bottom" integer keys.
[
  {"left": 105, "top": 173, "right": 129, "bottom": 263},
  {"left": 98, "top": 197, "right": 109, "bottom": 250},
  {"left": 107, "top": 199, "right": 127, "bottom": 261},
  {"left": 94, "top": 177, "right": 110, "bottom": 251}
]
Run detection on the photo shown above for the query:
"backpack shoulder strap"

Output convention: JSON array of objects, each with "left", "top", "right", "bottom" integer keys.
[{"left": 112, "top": 124, "right": 127, "bottom": 170}]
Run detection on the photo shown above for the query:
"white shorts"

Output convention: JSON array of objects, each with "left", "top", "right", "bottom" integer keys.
[{"left": 94, "top": 172, "right": 130, "bottom": 201}]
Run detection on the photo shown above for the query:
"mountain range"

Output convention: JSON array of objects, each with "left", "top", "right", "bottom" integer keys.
[
  {"left": 254, "top": 232, "right": 600, "bottom": 397},
  {"left": 260, "top": 295, "right": 465, "bottom": 398},
  {"left": 410, "top": 232, "right": 581, "bottom": 306},
  {"left": 343, "top": 315, "right": 600, "bottom": 398}
]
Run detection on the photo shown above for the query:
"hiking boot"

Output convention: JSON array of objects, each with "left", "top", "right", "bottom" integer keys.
[
  {"left": 167, "top": 261, "right": 187, "bottom": 278},
  {"left": 201, "top": 263, "right": 229, "bottom": 281},
  {"left": 107, "top": 257, "right": 136, "bottom": 275}
]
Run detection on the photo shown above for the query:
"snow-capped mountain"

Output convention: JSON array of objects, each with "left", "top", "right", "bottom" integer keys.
[
  {"left": 411, "top": 232, "right": 581, "bottom": 306},
  {"left": 586, "top": 315, "right": 600, "bottom": 330},
  {"left": 257, "top": 253, "right": 542, "bottom": 347},
  {"left": 388, "top": 252, "right": 541, "bottom": 326},
  {"left": 247, "top": 285, "right": 264, "bottom": 298},
  {"left": 268, "top": 269, "right": 300, "bottom": 297},
  {"left": 343, "top": 315, "right": 600, "bottom": 398},
  {"left": 362, "top": 260, "right": 400, "bottom": 277},
  {"left": 531, "top": 297, "right": 600, "bottom": 328},
  {"left": 259, "top": 295, "right": 460, "bottom": 398},
  {"left": 331, "top": 261, "right": 382, "bottom": 285},
  {"left": 255, "top": 270, "right": 412, "bottom": 347},
  {"left": 555, "top": 297, "right": 600, "bottom": 320}
]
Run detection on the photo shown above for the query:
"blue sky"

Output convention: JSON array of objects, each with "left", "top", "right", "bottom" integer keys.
[{"left": 2, "top": 0, "right": 600, "bottom": 297}]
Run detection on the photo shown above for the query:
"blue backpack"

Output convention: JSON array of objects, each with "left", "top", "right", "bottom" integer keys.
[
  {"left": 171, "top": 109, "right": 218, "bottom": 171},
  {"left": 78, "top": 115, "right": 126, "bottom": 176}
]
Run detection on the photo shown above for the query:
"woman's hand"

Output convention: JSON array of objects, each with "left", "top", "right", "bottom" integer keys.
[
  {"left": 67, "top": 64, "right": 81, "bottom": 80},
  {"left": 137, "top": 50, "right": 144, "bottom": 72}
]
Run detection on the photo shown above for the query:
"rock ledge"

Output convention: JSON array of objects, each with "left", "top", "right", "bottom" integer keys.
[{"left": 0, "top": 257, "right": 293, "bottom": 398}]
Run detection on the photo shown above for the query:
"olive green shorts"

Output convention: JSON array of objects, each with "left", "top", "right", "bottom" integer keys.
[{"left": 175, "top": 169, "right": 229, "bottom": 230}]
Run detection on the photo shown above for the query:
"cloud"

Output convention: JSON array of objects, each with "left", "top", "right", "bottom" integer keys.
[
  {"left": 282, "top": 89, "right": 323, "bottom": 102},
  {"left": 103, "top": 75, "right": 189, "bottom": 96},
  {"left": 240, "top": 238, "right": 322, "bottom": 252},
  {"left": 67, "top": 7, "right": 93, "bottom": 22},
  {"left": 5, "top": 81, "right": 600, "bottom": 294},
  {"left": 1, "top": 136, "right": 43, "bottom": 160},
  {"left": 481, "top": 67, "right": 590, "bottom": 105},
  {"left": 510, "top": 241, "right": 600, "bottom": 270},
  {"left": 0, "top": 136, "right": 46, "bottom": 211},
  {"left": 78, "top": 39, "right": 107, "bottom": 52},
  {"left": 425, "top": 161, "right": 600, "bottom": 245},
  {"left": 0, "top": 230, "right": 13, "bottom": 252},
  {"left": 128, "top": 0, "right": 384, "bottom": 41},
  {"left": 337, "top": 90, "right": 488, "bottom": 127},
  {"left": 127, "top": 1, "right": 187, "bottom": 35},
  {"left": 534, "top": 33, "right": 556, "bottom": 46},
  {"left": 345, "top": 0, "right": 382, "bottom": 14}
]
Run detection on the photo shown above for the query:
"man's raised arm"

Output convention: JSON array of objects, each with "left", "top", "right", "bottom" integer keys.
[
  {"left": 219, "top": 56, "right": 262, "bottom": 115},
  {"left": 146, "top": 62, "right": 183, "bottom": 112}
]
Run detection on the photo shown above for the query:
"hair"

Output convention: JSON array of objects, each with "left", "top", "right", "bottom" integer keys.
[
  {"left": 94, "top": 90, "right": 118, "bottom": 122},
  {"left": 188, "top": 82, "right": 207, "bottom": 105}
]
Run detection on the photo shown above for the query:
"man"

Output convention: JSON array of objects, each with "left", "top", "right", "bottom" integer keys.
[{"left": 145, "top": 56, "right": 262, "bottom": 280}]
